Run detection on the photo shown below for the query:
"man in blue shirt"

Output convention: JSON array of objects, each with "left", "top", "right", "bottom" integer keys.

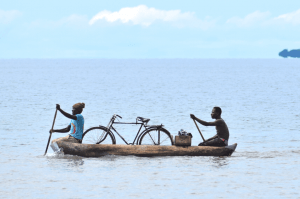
[{"left": 50, "top": 103, "right": 85, "bottom": 143}]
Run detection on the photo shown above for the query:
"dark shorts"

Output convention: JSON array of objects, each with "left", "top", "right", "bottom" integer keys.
[
  {"left": 61, "top": 135, "right": 82, "bottom": 144},
  {"left": 198, "top": 138, "right": 228, "bottom": 147}
]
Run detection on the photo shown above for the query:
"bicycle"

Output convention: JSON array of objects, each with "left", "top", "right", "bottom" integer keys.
[{"left": 82, "top": 114, "right": 174, "bottom": 146}]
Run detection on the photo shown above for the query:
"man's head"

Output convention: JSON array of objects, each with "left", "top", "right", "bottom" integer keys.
[
  {"left": 72, "top": 103, "right": 85, "bottom": 115},
  {"left": 211, "top": 107, "right": 222, "bottom": 119}
]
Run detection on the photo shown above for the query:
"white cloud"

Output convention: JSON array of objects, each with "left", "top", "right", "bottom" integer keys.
[
  {"left": 273, "top": 9, "right": 300, "bottom": 25},
  {"left": 226, "top": 9, "right": 300, "bottom": 28},
  {"left": 89, "top": 5, "right": 214, "bottom": 29},
  {"left": 226, "top": 11, "right": 271, "bottom": 27},
  {"left": 0, "top": 9, "right": 21, "bottom": 24}
]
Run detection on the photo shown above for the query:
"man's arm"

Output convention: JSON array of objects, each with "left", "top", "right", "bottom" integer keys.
[
  {"left": 50, "top": 125, "right": 71, "bottom": 133},
  {"left": 56, "top": 104, "right": 77, "bottom": 120},
  {"left": 190, "top": 114, "right": 219, "bottom": 126}
]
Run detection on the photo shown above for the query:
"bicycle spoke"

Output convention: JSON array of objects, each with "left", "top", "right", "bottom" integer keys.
[
  {"left": 160, "top": 136, "right": 169, "bottom": 144},
  {"left": 98, "top": 129, "right": 107, "bottom": 143},
  {"left": 148, "top": 131, "right": 157, "bottom": 145},
  {"left": 82, "top": 127, "right": 114, "bottom": 144},
  {"left": 139, "top": 128, "right": 173, "bottom": 146}
]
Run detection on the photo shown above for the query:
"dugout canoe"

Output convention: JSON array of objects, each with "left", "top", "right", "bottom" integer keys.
[{"left": 51, "top": 137, "right": 237, "bottom": 157}]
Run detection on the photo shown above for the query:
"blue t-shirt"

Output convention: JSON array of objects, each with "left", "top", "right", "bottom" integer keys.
[{"left": 69, "top": 114, "right": 84, "bottom": 140}]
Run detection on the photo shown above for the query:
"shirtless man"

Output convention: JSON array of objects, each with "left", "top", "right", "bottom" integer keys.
[{"left": 190, "top": 107, "right": 229, "bottom": 146}]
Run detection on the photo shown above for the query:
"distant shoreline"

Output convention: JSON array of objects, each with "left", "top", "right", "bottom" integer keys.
[{"left": 279, "top": 49, "right": 300, "bottom": 58}]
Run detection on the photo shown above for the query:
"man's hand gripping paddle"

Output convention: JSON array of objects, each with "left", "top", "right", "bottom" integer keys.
[
  {"left": 44, "top": 109, "right": 58, "bottom": 155},
  {"left": 192, "top": 119, "right": 206, "bottom": 142}
]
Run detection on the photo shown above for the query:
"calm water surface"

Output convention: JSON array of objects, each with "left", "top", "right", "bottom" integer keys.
[{"left": 1, "top": 59, "right": 299, "bottom": 198}]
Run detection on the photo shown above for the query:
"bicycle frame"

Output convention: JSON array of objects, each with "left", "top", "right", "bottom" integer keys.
[{"left": 105, "top": 116, "right": 149, "bottom": 145}]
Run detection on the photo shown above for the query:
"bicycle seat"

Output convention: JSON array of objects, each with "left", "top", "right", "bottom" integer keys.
[{"left": 136, "top": 117, "right": 150, "bottom": 124}]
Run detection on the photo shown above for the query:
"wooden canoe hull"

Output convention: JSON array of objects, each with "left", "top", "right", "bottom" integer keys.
[{"left": 51, "top": 137, "right": 237, "bottom": 157}]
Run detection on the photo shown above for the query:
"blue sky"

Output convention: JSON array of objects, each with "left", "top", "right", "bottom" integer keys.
[{"left": 1, "top": 0, "right": 300, "bottom": 58}]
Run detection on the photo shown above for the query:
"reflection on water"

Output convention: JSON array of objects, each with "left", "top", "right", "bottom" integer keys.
[
  {"left": 210, "top": 156, "right": 229, "bottom": 168},
  {"left": 46, "top": 153, "right": 85, "bottom": 167}
]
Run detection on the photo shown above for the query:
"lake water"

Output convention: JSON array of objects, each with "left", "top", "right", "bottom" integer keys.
[{"left": 1, "top": 59, "right": 299, "bottom": 198}]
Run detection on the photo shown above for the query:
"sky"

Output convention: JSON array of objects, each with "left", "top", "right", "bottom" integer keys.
[{"left": 1, "top": 0, "right": 300, "bottom": 58}]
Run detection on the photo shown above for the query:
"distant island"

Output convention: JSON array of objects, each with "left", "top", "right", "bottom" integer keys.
[{"left": 279, "top": 49, "right": 300, "bottom": 58}]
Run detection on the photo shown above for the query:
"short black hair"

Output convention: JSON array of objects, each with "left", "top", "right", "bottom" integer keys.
[{"left": 213, "top": 107, "right": 222, "bottom": 115}]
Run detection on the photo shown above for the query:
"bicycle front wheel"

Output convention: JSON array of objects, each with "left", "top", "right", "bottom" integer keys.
[
  {"left": 82, "top": 126, "right": 116, "bottom": 144},
  {"left": 138, "top": 128, "right": 173, "bottom": 146}
]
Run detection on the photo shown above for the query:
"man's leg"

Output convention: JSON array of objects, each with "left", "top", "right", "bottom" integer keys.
[
  {"left": 60, "top": 135, "right": 81, "bottom": 143},
  {"left": 67, "top": 135, "right": 81, "bottom": 143},
  {"left": 198, "top": 138, "right": 226, "bottom": 146}
]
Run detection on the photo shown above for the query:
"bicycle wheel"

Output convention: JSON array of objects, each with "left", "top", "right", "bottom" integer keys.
[
  {"left": 82, "top": 126, "right": 116, "bottom": 144},
  {"left": 138, "top": 128, "right": 173, "bottom": 146}
]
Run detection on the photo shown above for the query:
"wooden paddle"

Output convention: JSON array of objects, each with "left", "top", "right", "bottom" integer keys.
[
  {"left": 44, "top": 109, "right": 58, "bottom": 155},
  {"left": 193, "top": 119, "right": 206, "bottom": 142}
]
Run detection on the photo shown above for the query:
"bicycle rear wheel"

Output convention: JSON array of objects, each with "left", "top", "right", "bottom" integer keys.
[
  {"left": 82, "top": 126, "right": 116, "bottom": 144},
  {"left": 138, "top": 128, "right": 173, "bottom": 146}
]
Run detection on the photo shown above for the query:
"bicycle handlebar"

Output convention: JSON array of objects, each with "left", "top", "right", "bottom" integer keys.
[{"left": 112, "top": 114, "right": 122, "bottom": 120}]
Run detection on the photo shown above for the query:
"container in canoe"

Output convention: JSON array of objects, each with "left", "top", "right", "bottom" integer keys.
[{"left": 51, "top": 137, "right": 237, "bottom": 157}]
